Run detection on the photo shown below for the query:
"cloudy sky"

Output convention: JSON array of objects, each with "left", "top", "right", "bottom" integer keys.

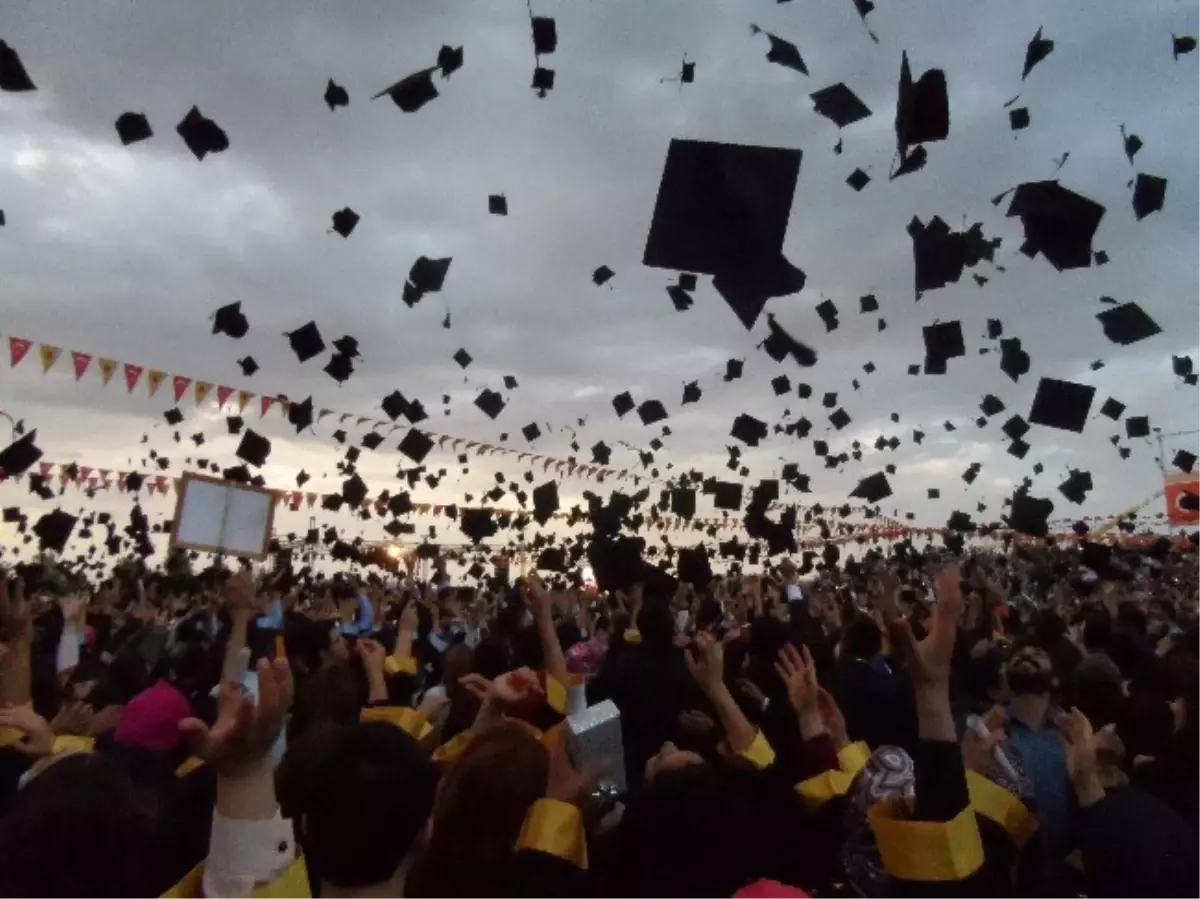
[{"left": 1, "top": 0, "right": 1197, "bottom": 569}]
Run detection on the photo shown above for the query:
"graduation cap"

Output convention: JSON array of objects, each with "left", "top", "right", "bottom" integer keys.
[
  {"left": 522, "top": 422, "right": 542, "bottom": 442},
  {"left": 1173, "top": 450, "right": 1197, "bottom": 475},
  {"left": 858, "top": 294, "right": 879, "bottom": 314},
  {"left": 288, "top": 397, "right": 314, "bottom": 432},
  {"left": 488, "top": 194, "right": 507, "bottom": 215},
  {"left": 531, "top": 67, "right": 555, "bottom": 96},
  {"left": 1125, "top": 416, "right": 1150, "bottom": 439},
  {"left": 612, "top": 391, "right": 635, "bottom": 417},
  {"left": 460, "top": 508, "right": 497, "bottom": 544},
  {"left": 342, "top": 473, "right": 368, "bottom": 508},
  {"left": 999, "top": 337, "right": 1031, "bottom": 382},
  {"left": 372, "top": 67, "right": 440, "bottom": 112},
  {"left": 1009, "top": 107, "right": 1030, "bottom": 131},
  {"left": 927, "top": 488, "right": 940, "bottom": 499},
  {"left": 1174, "top": 35, "right": 1197, "bottom": 59},
  {"left": 1022, "top": 26, "right": 1054, "bottom": 79},
  {"left": 235, "top": 430, "right": 271, "bottom": 468},
  {"left": 531, "top": 16, "right": 557, "bottom": 55},
  {"left": 980, "top": 395, "right": 1005, "bottom": 417},
  {"left": 286, "top": 321, "right": 325, "bottom": 363},
  {"left": 0, "top": 40, "right": 35, "bottom": 91},
  {"left": 226, "top": 415, "right": 245, "bottom": 435},
  {"left": 815, "top": 298, "right": 840, "bottom": 332},
  {"left": 1058, "top": 469, "right": 1093, "bottom": 505},
  {"left": 637, "top": 400, "right": 668, "bottom": 426},
  {"left": 666, "top": 285, "right": 693, "bottom": 311},
  {"left": 324, "top": 78, "right": 349, "bottom": 110},
  {"left": 382, "top": 390, "right": 411, "bottom": 421},
  {"left": 712, "top": 481, "right": 742, "bottom": 511},
  {"left": 330, "top": 207, "right": 359, "bottom": 238},
  {"left": 466, "top": 387, "right": 503, "bottom": 420},
  {"left": 501, "top": 375, "right": 519, "bottom": 391},
  {"left": 893, "top": 51, "right": 949, "bottom": 177},
  {"left": 176, "top": 105, "right": 228, "bottom": 160},
  {"left": 212, "top": 302, "right": 249, "bottom": 339},
  {"left": 437, "top": 45, "right": 463, "bottom": 77},
  {"left": 1132, "top": 173, "right": 1167, "bottom": 221},
  {"left": 1119, "top": 124, "right": 1143, "bottom": 164},
  {"left": 810, "top": 83, "right": 872, "bottom": 128},
  {"left": 33, "top": 509, "right": 76, "bottom": 553},
  {"left": 850, "top": 472, "right": 892, "bottom": 503},
  {"left": 1006, "top": 181, "right": 1105, "bottom": 270},
  {"left": 642, "top": 139, "right": 804, "bottom": 330},
  {"left": 398, "top": 429, "right": 434, "bottom": 464},
  {"left": 0, "top": 430, "right": 42, "bottom": 479},
  {"left": 751, "top": 25, "right": 807, "bottom": 74},
  {"left": 592, "top": 265, "right": 615, "bottom": 287},
  {"left": 405, "top": 256, "right": 452, "bottom": 306},
  {"left": 453, "top": 348, "right": 473, "bottom": 369},
  {"left": 1098, "top": 397, "right": 1125, "bottom": 421},
  {"left": 1029, "top": 377, "right": 1094, "bottom": 433},
  {"left": 681, "top": 381, "right": 702, "bottom": 404},
  {"left": 532, "top": 480, "right": 559, "bottom": 525},
  {"left": 923, "top": 320, "right": 965, "bottom": 372},
  {"left": 592, "top": 441, "right": 612, "bottom": 465},
  {"left": 846, "top": 168, "right": 871, "bottom": 191},
  {"left": 1001, "top": 415, "right": 1030, "bottom": 441},
  {"left": 1096, "top": 302, "right": 1160, "bottom": 346},
  {"left": 730, "top": 414, "right": 768, "bottom": 447},
  {"left": 771, "top": 375, "right": 791, "bottom": 396},
  {"left": 1006, "top": 490, "right": 1054, "bottom": 537},
  {"left": 115, "top": 111, "right": 152, "bottom": 145},
  {"left": 238, "top": 356, "right": 259, "bottom": 377},
  {"left": 324, "top": 353, "right": 355, "bottom": 384}
]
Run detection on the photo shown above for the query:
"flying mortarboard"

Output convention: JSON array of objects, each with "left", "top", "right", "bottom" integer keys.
[
  {"left": 531, "top": 16, "right": 557, "bottom": 55},
  {"left": 1058, "top": 469, "right": 1093, "bottom": 505},
  {"left": 730, "top": 414, "right": 768, "bottom": 447},
  {"left": 522, "top": 422, "right": 541, "bottom": 442},
  {"left": 33, "top": 509, "right": 76, "bottom": 553},
  {"left": 342, "top": 474, "right": 368, "bottom": 508},
  {"left": 212, "top": 302, "right": 249, "bottom": 339},
  {"left": 761, "top": 314, "right": 818, "bottom": 367},
  {"left": 850, "top": 472, "right": 891, "bottom": 503},
  {"left": 682, "top": 381, "right": 702, "bottom": 404},
  {"left": 437, "top": 45, "right": 463, "bottom": 77},
  {"left": 372, "top": 67, "right": 440, "bottom": 112},
  {"left": 324, "top": 78, "right": 349, "bottom": 110},
  {"left": 1125, "top": 416, "right": 1150, "bottom": 439},
  {"left": 999, "top": 337, "right": 1031, "bottom": 382},
  {"left": 1006, "top": 490, "right": 1054, "bottom": 537},
  {"left": 473, "top": 388, "right": 506, "bottom": 420},
  {"left": 0, "top": 430, "right": 42, "bottom": 478},
  {"left": 324, "top": 353, "right": 354, "bottom": 383},
  {"left": 176, "top": 106, "right": 228, "bottom": 160},
  {"left": 1006, "top": 180, "right": 1105, "bottom": 271},
  {"left": 488, "top": 194, "right": 507, "bottom": 215},
  {"left": 712, "top": 481, "right": 742, "bottom": 511},
  {"left": 226, "top": 416, "right": 244, "bottom": 435},
  {"left": 236, "top": 429, "right": 272, "bottom": 468},
  {"left": 592, "top": 441, "right": 611, "bottom": 465},
  {"left": 1173, "top": 35, "right": 1197, "bottom": 59},
  {"left": 288, "top": 397, "right": 314, "bottom": 432},
  {"left": 1009, "top": 107, "right": 1030, "bottom": 130},
  {"left": 238, "top": 356, "right": 259, "bottom": 377},
  {"left": 1173, "top": 450, "right": 1197, "bottom": 474},
  {"left": 398, "top": 429, "right": 434, "bottom": 464},
  {"left": 1131, "top": 173, "right": 1167, "bottom": 220},
  {"left": 532, "top": 480, "right": 559, "bottom": 524},
  {"left": 286, "top": 321, "right": 325, "bottom": 363},
  {"left": 453, "top": 348, "right": 473, "bottom": 368},
  {"left": 1028, "top": 377, "right": 1094, "bottom": 433},
  {"left": 751, "top": 25, "right": 808, "bottom": 74},
  {"left": 592, "top": 265, "right": 614, "bottom": 286},
  {"left": 330, "top": 207, "right": 359, "bottom": 238},
  {"left": 771, "top": 375, "right": 791, "bottom": 395},
  {"left": 636, "top": 400, "right": 668, "bottom": 426},
  {"left": 1022, "top": 26, "right": 1054, "bottom": 79},
  {"left": 1096, "top": 302, "right": 1161, "bottom": 345},
  {"left": 612, "top": 392, "right": 635, "bottom": 417},
  {"left": 115, "top": 112, "right": 152, "bottom": 145},
  {"left": 531, "top": 67, "right": 555, "bottom": 96},
  {"left": 164, "top": 407, "right": 184, "bottom": 427},
  {"left": 893, "top": 51, "right": 949, "bottom": 177},
  {"left": 980, "top": 395, "right": 1005, "bottom": 417},
  {"left": 810, "top": 83, "right": 872, "bottom": 128},
  {"left": 0, "top": 40, "right": 36, "bottom": 91},
  {"left": 846, "top": 168, "right": 871, "bottom": 191}
]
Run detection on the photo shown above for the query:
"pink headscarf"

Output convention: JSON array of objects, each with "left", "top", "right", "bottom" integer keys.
[
  {"left": 114, "top": 679, "right": 192, "bottom": 754},
  {"left": 733, "top": 879, "right": 810, "bottom": 898}
]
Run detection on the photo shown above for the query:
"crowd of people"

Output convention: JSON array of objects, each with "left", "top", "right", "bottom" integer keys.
[{"left": 0, "top": 537, "right": 1195, "bottom": 897}]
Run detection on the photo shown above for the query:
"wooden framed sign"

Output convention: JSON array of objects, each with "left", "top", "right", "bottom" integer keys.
[{"left": 169, "top": 471, "right": 277, "bottom": 559}]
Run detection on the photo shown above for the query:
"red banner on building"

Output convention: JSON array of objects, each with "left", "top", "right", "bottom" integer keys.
[{"left": 1164, "top": 472, "right": 1199, "bottom": 525}]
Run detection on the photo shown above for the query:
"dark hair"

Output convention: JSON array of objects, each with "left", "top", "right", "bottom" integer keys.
[
  {"left": 841, "top": 616, "right": 882, "bottom": 661},
  {"left": 304, "top": 723, "right": 436, "bottom": 890}
]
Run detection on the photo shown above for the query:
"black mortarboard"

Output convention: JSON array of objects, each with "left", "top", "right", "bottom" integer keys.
[
  {"left": 723, "top": 359, "right": 744, "bottom": 382},
  {"left": 859, "top": 294, "right": 879, "bottom": 313},
  {"left": 986, "top": 318, "right": 1003, "bottom": 340},
  {"left": 999, "top": 337, "right": 1031, "bottom": 382},
  {"left": 531, "top": 66, "right": 555, "bottom": 95},
  {"left": 342, "top": 473, "right": 368, "bottom": 508},
  {"left": 33, "top": 509, "right": 76, "bottom": 553},
  {"left": 1006, "top": 180, "right": 1104, "bottom": 270},
  {"left": 928, "top": 488, "right": 940, "bottom": 499},
  {"left": 850, "top": 472, "right": 892, "bottom": 504},
  {"left": 822, "top": 392, "right": 837, "bottom": 408},
  {"left": 453, "top": 348, "right": 473, "bottom": 368},
  {"left": 730, "top": 414, "right": 768, "bottom": 447},
  {"left": 532, "top": 481, "right": 559, "bottom": 525},
  {"left": 535, "top": 547, "right": 566, "bottom": 573},
  {"left": 682, "top": 381, "right": 702, "bottom": 404},
  {"left": 531, "top": 16, "right": 557, "bottom": 55},
  {"left": 382, "top": 391, "right": 410, "bottom": 421},
  {"left": 1120, "top": 124, "right": 1143, "bottom": 164},
  {"left": 1022, "top": 26, "right": 1054, "bottom": 79},
  {"left": 324, "top": 78, "right": 349, "bottom": 110},
  {"left": 592, "top": 265, "right": 615, "bottom": 287},
  {"left": 1006, "top": 490, "right": 1053, "bottom": 537},
  {"left": 678, "top": 273, "right": 699, "bottom": 292},
  {"left": 846, "top": 168, "right": 871, "bottom": 191},
  {"left": 713, "top": 481, "right": 742, "bottom": 511},
  {"left": 1058, "top": 469, "right": 1093, "bottom": 505},
  {"left": 810, "top": 83, "right": 871, "bottom": 128},
  {"left": 1097, "top": 302, "right": 1160, "bottom": 345},
  {"left": 751, "top": 25, "right": 808, "bottom": 74},
  {"left": 612, "top": 391, "right": 635, "bottom": 417},
  {"left": 372, "top": 67, "right": 439, "bottom": 112},
  {"left": 980, "top": 395, "right": 1005, "bottom": 417},
  {"left": 236, "top": 429, "right": 271, "bottom": 468},
  {"left": 894, "top": 51, "right": 948, "bottom": 175},
  {"left": 642, "top": 139, "right": 804, "bottom": 330},
  {"left": 771, "top": 375, "right": 791, "bottom": 395},
  {"left": 238, "top": 356, "right": 259, "bottom": 377},
  {"left": 666, "top": 285, "right": 693, "bottom": 311},
  {"left": 176, "top": 106, "right": 228, "bottom": 160},
  {"left": 226, "top": 416, "right": 244, "bottom": 435},
  {"left": 592, "top": 441, "right": 611, "bottom": 465},
  {"left": 797, "top": 383, "right": 812, "bottom": 399},
  {"left": 637, "top": 400, "right": 668, "bottom": 426},
  {"left": 1131, "top": 173, "right": 1167, "bottom": 221},
  {"left": 761, "top": 313, "right": 819, "bottom": 368},
  {"left": 405, "top": 256, "right": 452, "bottom": 305},
  {"left": 813, "top": 440, "right": 829, "bottom": 457},
  {"left": 501, "top": 375, "right": 519, "bottom": 391},
  {"left": 288, "top": 396, "right": 314, "bottom": 432},
  {"left": 361, "top": 432, "right": 384, "bottom": 451},
  {"left": 828, "top": 408, "right": 850, "bottom": 430},
  {"left": 488, "top": 194, "right": 507, "bottom": 215},
  {"left": 1099, "top": 397, "right": 1125, "bottom": 420},
  {"left": 1001, "top": 415, "right": 1029, "bottom": 441},
  {"left": 923, "top": 320, "right": 965, "bottom": 371},
  {"left": 0, "top": 432, "right": 41, "bottom": 480},
  {"left": 460, "top": 508, "right": 497, "bottom": 544},
  {"left": 212, "top": 301, "right": 249, "bottom": 339},
  {"left": 287, "top": 321, "right": 325, "bottom": 362},
  {"left": 1028, "top": 377, "right": 1094, "bottom": 433},
  {"left": 1174, "top": 35, "right": 1197, "bottom": 59},
  {"left": 680, "top": 60, "right": 696, "bottom": 84},
  {"left": 670, "top": 488, "right": 696, "bottom": 519},
  {"left": 164, "top": 407, "right": 184, "bottom": 426},
  {"left": 437, "top": 44, "right": 463, "bottom": 77},
  {"left": 1125, "top": 416, "right": 1150, "bottom": 439},
  {"left": 1009, "top": 107, "right": 1030, "bottom": 131},
  {"left": 322, "top": 494, "right": 343, "bottom": 512},
  {"left": 399, "top": 429, "right": 434, "bottom": 464},
  {"left": 815, "top": 299, "right": 840, "bottom": 332},
  {"left": 0, "top": 40, "right": 36, "bottom": 91},
  {"left": 1173, "top": 450, "right": 1197, "bottom": 474},
  {"left": 472, "top": 388, "right": 506, "bottom": 420},
  {"left": 522, "top": 422, "right": 541, "bottom": 442},
  {"left": 115, "top": 111, "right": 152, "bottom": 145},
  {"left": 324, "top": 353, "right": 354, "bottom": 383},
  {"left": 330, "top": 207, "right": 359, "bottom": 238}
]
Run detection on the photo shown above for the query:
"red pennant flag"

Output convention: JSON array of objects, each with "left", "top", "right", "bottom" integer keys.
[
  {"left": 8, "top": 337, "right": 32, "bottom": 368},
  {"left": 217, "top": 386, "right": 235, "bottom": 409},
  {"left": 123, "top": 363, "right": 144, "bottom": 393},
  {"left": 78, "top": 467, "right": 92, "bottom": 482},
  {"left": 38, "top": 462, "right": 53, "bottom": 478},
  {"left": 172, "top": 376, "right": 191, "bottom": 403},
  {"left": 261, "top": 396, "right": 275, "bottom": 417},
  {"left": 70, "top": 351, "right": 93, "bottom": 381}
]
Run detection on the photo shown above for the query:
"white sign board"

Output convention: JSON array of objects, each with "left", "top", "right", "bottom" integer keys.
[{"left": 170, "top": 472, "right": 277, "bottom": 558}]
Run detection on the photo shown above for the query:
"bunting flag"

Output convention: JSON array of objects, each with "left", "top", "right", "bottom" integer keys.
[
  {"left": 9, "top": 337, "right": 32, "bottom": 368},
  {"left": 71, "top": 351, "right": 93, "bottom": 381},
  {"left": 123, "top": 363, "right": 144, "bottom": 393},
  {"left": 306, "top": 493, "right": 318, "bottom": 508},
  {"left": 146, "top": 369, "right": 167, "bottom": 397},
  {"left": 237, "top": 389, "right": 254, "bottom": 413},
  {"left": 78, "top": 466, "right": 92, "bottom": 481},
  {"left": 278, "top": 399, "right": 291, "bottom": 417},
  {"left": 216, "top": 386, "right": 235, "bottom": 409},
  {"left": 38, "top": 344, "right": 61, "bottom": 373},
  {"left": 97, "top": 358, "right": 118, "bottom": 386},
  {"left": 261, "top": 396, "right": 275, "bottom": 417},
  {"left": 318, "top": 409, "right": 333, "bottom": 421},
  {"left": 172, "top": 375, "right": 191, "bottom": 403},
  {"left": 38, "top": 462, "right": 53, "bottom": 478},
  {"left": 194, "top": 381, "right": 213, "bottom": 407}
]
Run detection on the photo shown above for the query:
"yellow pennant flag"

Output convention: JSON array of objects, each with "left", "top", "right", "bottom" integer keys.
[
  {"left": 97, "top": 358, "right": 118, "bottom": 386},
  {"left": 237, "top": 389, "right": 254, "bottom": 412},
  {"left": 194, "top": 381, "right": 213, "bottom": 407},
  {"left": 38, "top": 344, "right": 61, "bottom": 373},
  {"left": 146, "top": 369, "right": 167, "bottom": 397}
]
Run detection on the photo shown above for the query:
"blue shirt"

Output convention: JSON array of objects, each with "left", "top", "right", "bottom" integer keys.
[{"left": 1004, "top": 708, "right": 1070, "bottom": 873}]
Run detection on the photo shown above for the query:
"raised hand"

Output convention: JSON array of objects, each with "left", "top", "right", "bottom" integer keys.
[
  {"left": 0, "top": 704, "right": 54, "bottom": 757},
  {"left": 684, "top": 632, "right": 725, "bottom": 695},
  {"left": 893, "top": 565, "right": 961, "bottom": 688}
]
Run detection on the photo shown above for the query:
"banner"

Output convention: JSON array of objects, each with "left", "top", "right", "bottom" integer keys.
[
  {"left": 123, "top": 363, "right": 144, "bottom": 393},
  {"left": 71, "top": 351, "right": 92, "bottom": 381},
  {"left": 146, "top": 369, "right": 167, "bottom": 397},
  {"left": 9, "top": 337, "right": 32, "bottom": 368},
  {"left": 194, "top": 381, "right": 213, "bottom": 406},
  {"left": 217, "top": 386, "right": 235, "bottom": 409},
  {"left": 1164, "top": 472, "right": 1199, "bottom": 525},
  {"left": 238, "top": 390, "right": 254, "bottom": 413},
  {"left": 97, "top": 358, "right": 118, "bottom": 386},
  {"left": 38, "top": 344, "right": 61, "bottom": 373},
  {"left": 172, "top": 375, "right": 191, "bottom": 403}
]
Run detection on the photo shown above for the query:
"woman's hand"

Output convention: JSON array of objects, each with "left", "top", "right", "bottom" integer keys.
[
  {"left": 684, "top": 632, "right": 725, "bottom": 695},
  {"left": 0, "top": 704, "right": 54, "bottom": 757},
  {"left": 774, "top": 643, "right": 824, "bottom": 739}
]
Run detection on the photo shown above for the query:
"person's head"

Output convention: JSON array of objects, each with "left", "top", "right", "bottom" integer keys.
[
  {"left": 840, "top": 616, "right": 882, "bottom": 661},
  {"left": 304, "top": 722, "right": 436, "bottom": 895},
  {"left": 1082, "top": 607, "right": 1113, "bottom": 653},
  {"left": 0, "top": 753, "right": 162, "bottom": 897},
  {"left": 1005, "top": 640, "right": 1055, "bottom": 697}
]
